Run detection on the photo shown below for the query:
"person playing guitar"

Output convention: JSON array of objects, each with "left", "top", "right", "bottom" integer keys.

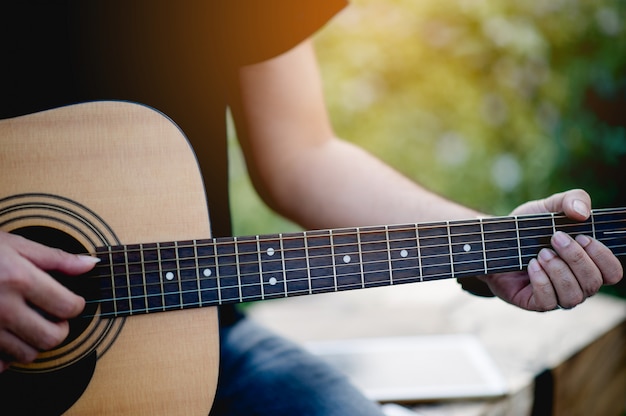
[{"left": 1, "top": 2, "right": 623, "bottom": 415}]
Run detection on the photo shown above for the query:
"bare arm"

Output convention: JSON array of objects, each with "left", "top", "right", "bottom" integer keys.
[
  {"left": 228, "top": 39, "right": 623, "bottom": 311},
  {"left": 229, "top": 40, "right": 479, "bottom": 229}
]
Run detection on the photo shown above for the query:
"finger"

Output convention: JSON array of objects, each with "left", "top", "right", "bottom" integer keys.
[
  {"left": 541, "top": 189, "right": 591, "bottom": 221},
  {"left": 6, "top": 233, "right": 100, "bottom": 275},
  {"left": 575, "top": 234, "right": 624, "bottom": 286},
  {"left": 0, "top": 328, "right": 39, "bottom": 364},
  {"left": 0, "top": 251, "right": 86, "bottom": 321},
  {"left": 24, "top": 264, "right": 86, "bottom": 321},
  {"left": 510, "top": 189, "right": 591, "bottom": 219},
  {"left": 537, "top": 247, "right": 584, "bottom": 309},
  {"left": 551, "top": 232, "right": 603, "bottom": 298},
  {"left": 0, "top": 295, "right": 72, "bottom": 353},
  {"left": 527, "top": 258, "right": 559, "bottom": 311}
]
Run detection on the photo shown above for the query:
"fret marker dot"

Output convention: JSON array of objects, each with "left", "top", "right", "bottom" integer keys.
[
  {"left": 463, "top": 244, "right": 471, "bottom": 252},
  {"left": 165, "top": 272, "right": 175, "bottom": 281},
  {"left": 343, "top": 255, "right": 351, "bottom": 264},
  {"left": 269, "top": 277, "right": 278, "bottom": 286},
  {"left": 267, "top": 248, "right": 275, "bottom": 257},
  {"left": 400, "top": 249, "right": 409, "bottom": 258},
  {"left": 203, "top": 269, "right": 212, "bottom": 277}
]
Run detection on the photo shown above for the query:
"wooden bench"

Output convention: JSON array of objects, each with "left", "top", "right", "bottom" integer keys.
[{"left": 248, "top": 280, "right": 626, "bottom": 415}]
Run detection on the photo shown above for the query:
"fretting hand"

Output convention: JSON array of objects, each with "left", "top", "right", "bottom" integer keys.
[{"left": 480, "top": 189, "right": 623, "bottom": 311}]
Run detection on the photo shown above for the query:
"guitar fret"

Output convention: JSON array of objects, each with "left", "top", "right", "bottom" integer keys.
[
  {"left": 518, "top": 215, "right": 551, "bottom": 266},
  {"left": 142, "top": 243, "right": 162, "bottom": 311},
  {"left": 330, "top": 230, "right": 338, "bottom": 291},
  {"left": 446, "top": 221, "right": 455, "bottom": 278},
  {"left": 214, "top": 241, "right": 222, "bottom": 305},
  {"left": 387, "top": 225, "right": 420, "bottom": 284},
  {"left": 175, "top": 241, "right": 183, "bottom": 308},
  {"left": 193, "top": 240, "right": 202, "bottom": 307},
  {"left": 449, "top": 220, "right": 487, "bottom": 278},
  {"left": 304, "top": 231, "right": 312, "bottom": 295},
  {"left": 356, "top": 228, "right": 365, "bottom": 289},
  {"left": 483, "top": 217, "right": 519, "bottom": 274},
  {"left": 140, "top": 243, "right": 148, "bottom": 312},
  {"left": 279, "top": 234, "right": 287, "bottom": 297},
  {"left": 176, "top": 240, "right": 203, "bottom": 309},
  {"left": 591, "top": 211, "right": 597, "bottom": 239},
  {"left": 127, "top": 244, "right": 147, "bottom": 313},
  {"left": 282, "top": 233, "right": 309, "bottom": 297},
  {"left": 161, "top": 242, "right": 181, "bottom": 310},
  {"left": 258, "top": 236, "right": 284, "bottom": 298},
  {"left": 418, "top": 222, "right": 452, "bottom": 280},
  {"left": 180, "top": 241, "right": 200, "bottom": 308},
  {"left": 256, "top": 235, "right": 265, "bottom": 300},
  {"left": 112, "top": 247, "right": 131, "bottom": 314},
  {"left": 307, "top": 230, "right": 335, "bottom": 294},
  {"left": 237, "top": 236, "right": 262, "bottom": 302},
  {"left": 233, "top": 237, "right": 243, "bottom": 303},
  {"left": 216, "top": 239, "right": 239, "bottom": 303},
  {"left": 385, "top": 226, "right": 393, "bottom": 284},
  {"left": 415, "top": 224, "right": 423, "bottom": 282},
  {"left": 156, "top": 243, "right": 166, "bottom": 311},
  {"left": 514, "top": 216, "right": 523, "bottom": 270},
  {"left": 107, "top": 247, "right": 117, "bottom": 315},
  {"left": 360, "top": 226, "right": 392, "bottom": 288},
  {"left": 588, "top": 212, "right": 597, "bottom": 239},
  {"left": 331, "top": 228, "right": 362, "bottom": 291},
  {"left": 174, "top": 240, "right": 202, "bottom": 308},
  {"left": 123, "top": 246, "right": 132, "bottom": 314},
  {"left": 479, "top": 218, "right": 487, "bottom": 275},
  {"left": 197, "top": 241, "right": 218, "bottom": 306}
]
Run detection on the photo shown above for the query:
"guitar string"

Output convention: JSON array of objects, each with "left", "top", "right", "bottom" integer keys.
[
  {"left": 92, "top": 216, "right": 625, "bottom": 282},
  {"left": 83, "top": 259, "right": 542, "bottom": 318},
  {"left": 88, "top": 238, "right": 626, "bottom": 318},
  {"left": 99, "top": 209, "right": 626, "bottom": 256},
  {"left": 88, "top": 240, "right": 626, "bottom": 318},
  {"left": 94, "top": 233, "right": 626, "bottom": 294},
  {"left": 82, "top": 211, "right": 626, "bottom": 313},
  {"left": 89, "top": 220, "right": 626, "bottom": 300},
  {"left": 85, "top": 238, "right": 626, "bottom": 313},
  {"left": 95, "top": 209, "right": 626, "bottom": 260}
]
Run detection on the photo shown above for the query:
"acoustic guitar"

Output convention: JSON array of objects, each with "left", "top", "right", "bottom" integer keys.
[{"left": 1, "top": 101, "right": 624, "bottom": 415}]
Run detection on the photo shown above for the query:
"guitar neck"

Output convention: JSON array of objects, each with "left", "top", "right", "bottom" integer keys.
[{"left": 93, "top": 208, "right": 626, "bottom": 317}]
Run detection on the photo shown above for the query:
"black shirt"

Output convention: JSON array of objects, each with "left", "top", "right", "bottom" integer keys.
[
  {"left": 2, "top": 0, "right": 347, "bottom": 323},
  {"left": 2, "top": 0, "right": 346, "bottom": 237}
]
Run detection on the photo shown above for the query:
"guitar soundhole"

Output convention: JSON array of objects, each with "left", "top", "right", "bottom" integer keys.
[{"left": 11, "top": 226, "right": 99, "bottom": 347}]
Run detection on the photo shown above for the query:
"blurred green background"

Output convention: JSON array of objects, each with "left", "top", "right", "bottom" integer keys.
[{"left": 228, "top": 0, "right": 626, "bottom": 297}]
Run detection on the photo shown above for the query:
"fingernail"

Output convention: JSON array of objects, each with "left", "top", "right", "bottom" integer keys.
[
  {"left": 575, "top": 234, "right": 592, "bottom": 248},
  {"left": 553, "top": 231, "right": 571, "bottom": 248},
  {"left": 539, "top": 248, "right": 556, "bottom": 262},
  {"left": 573, "top": 199, "right": 589, "bottom": 217},
  {"left": 528, "top": 258, "right": 542, "bottom": 273},
  {"left": 78, "top": 255, "right": 101, "bottom": 264}
]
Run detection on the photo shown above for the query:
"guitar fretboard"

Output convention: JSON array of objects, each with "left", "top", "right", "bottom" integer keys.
[{"left": 92, "top": 208, "right": 626, "bottom": 317}]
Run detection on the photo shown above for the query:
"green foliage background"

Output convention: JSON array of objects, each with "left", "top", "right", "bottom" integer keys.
[{"left": 229, "top": 0, "right": 626, "bottom": 296}]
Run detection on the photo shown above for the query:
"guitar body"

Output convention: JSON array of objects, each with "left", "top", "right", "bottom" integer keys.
[{"left": 0, "top": 102, "right": 218, "bottom": 415}]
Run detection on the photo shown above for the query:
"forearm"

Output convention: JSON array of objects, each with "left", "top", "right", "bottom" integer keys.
[
  {"left": 261, "top": 136, "right": 481, "bottom": 230},
  {"left": 230, "top": 40, "right": 480, "bottom": 230}
]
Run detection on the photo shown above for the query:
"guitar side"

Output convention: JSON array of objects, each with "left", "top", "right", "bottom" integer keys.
[{"left": 0, "top": 102, "right": 219, "bottom": 415}]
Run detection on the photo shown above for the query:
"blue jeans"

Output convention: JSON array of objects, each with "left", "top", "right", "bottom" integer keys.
[{"left": 209, "top": 317, "right": 386, "bottom": 416}]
